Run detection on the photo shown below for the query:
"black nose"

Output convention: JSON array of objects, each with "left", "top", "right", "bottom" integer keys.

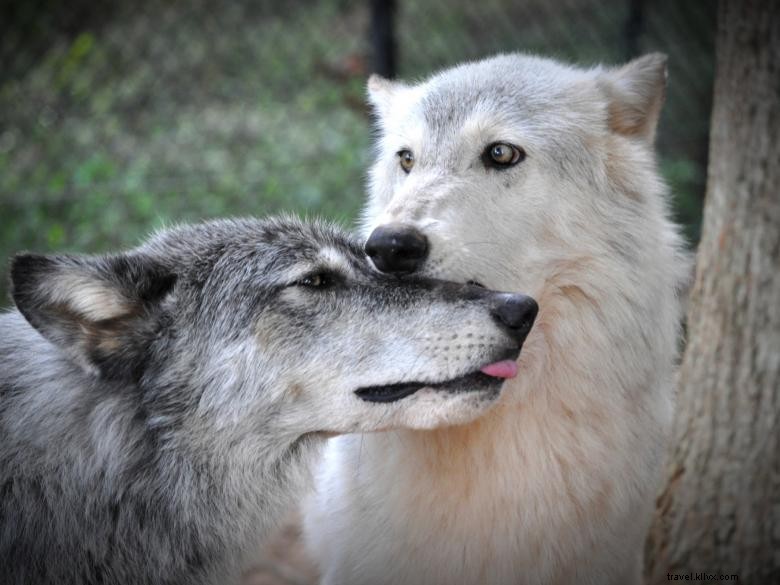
[
  {"left": 365, "top": 224, "right": 429, "bottom": 274},
  {"left": 490, "top": 293, "right": 539, "bottom": 344}
]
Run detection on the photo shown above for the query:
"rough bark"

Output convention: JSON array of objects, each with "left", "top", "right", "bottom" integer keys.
[{"left": 646, "top": 0, "right": 780, "bottom": 582}]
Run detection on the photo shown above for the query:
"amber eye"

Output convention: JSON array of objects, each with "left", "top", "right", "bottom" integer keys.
[
  {"left": 397, "top": 149, "right": 415, "bottom": 173},
  {"left": 483, "top": 142, "right": 525, "bottom": 169}
]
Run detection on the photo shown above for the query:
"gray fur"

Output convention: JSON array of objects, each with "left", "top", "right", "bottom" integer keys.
[{"left": 1, "top": 216, "right": 528, "bottom": 585}]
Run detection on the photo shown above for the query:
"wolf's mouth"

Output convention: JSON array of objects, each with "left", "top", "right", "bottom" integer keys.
[{"left": 354, "top": 349, "right": 520, "bottom": 404}]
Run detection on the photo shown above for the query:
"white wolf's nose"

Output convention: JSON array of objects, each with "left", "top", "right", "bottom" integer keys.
[{"left": 365, "top": 223, "right": 429, "bottom": 274}]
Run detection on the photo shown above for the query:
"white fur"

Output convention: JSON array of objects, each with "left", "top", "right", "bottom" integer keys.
[
  {"left": 53, "top": 274, "right": 130, "bottom": 321},
  {"left": 304, "top": 53, "right": 689, "bottom": 585}
]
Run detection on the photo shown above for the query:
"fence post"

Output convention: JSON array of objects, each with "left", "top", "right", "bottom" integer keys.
[
  {"left": 370, "top": 0, "right": 397, "bottom": 78},
  {"left": 625, "top": 0, "right": 644, "bottom": 58}
]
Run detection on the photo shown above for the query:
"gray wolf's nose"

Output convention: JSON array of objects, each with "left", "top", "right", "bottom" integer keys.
[
  {"left": 365, "top": 224, "right": 429, "bottom": 274},
  {"left": 490, "top": 293, "right": 539, "bottom": 344}
]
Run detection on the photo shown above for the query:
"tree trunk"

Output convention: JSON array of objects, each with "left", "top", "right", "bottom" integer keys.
[{"left": 645, "top": 1, "right": 779, "bottom": 582}]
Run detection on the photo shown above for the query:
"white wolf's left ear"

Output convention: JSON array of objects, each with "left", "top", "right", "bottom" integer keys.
[
  {"left": 597, "top": 53, "right": 668, "bottom": 143},
  {"left": 367, "top": 74, "right": 407, "bottom": 120}
]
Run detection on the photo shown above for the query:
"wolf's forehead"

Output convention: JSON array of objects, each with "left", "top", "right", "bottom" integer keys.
[
  {"left": 417, "top": 83, "right": 554, "bottom": 148},
  {"left": 282, "top": 233, "right": 365, "bottom": 271},
  {"left": 317, "top": 246, "right": 358, "bottom": 272},
  {"left": 421, "top": 86, "right": 511, "bottom": 132},
  {"left": 417, "top": 59, "right": 585, "bottom": 140}
]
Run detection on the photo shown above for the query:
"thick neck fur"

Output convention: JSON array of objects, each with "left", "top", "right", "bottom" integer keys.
[
  {"left": 307, "top": 246, "right": 682, "bottom": 584},
  {"left": 0, "top": 311, "right": 315, "bottom": 585},
  {"left": 304, "top": 132, "right": 688, "bottom": 585}
]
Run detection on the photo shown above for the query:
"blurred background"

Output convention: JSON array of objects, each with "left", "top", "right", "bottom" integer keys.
[{"left": 0, "top": 0, "right": 715, "bottom": 307}]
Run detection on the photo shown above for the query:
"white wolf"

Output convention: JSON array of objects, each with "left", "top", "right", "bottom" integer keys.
[{"left": 303, "top": 53, "right": 689, "bottom": 585}]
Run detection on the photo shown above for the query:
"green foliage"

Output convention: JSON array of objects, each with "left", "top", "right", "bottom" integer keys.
[
  {"left": 661, "top": 157, "right": 705, "bottom": 246},
  {"left": 0, "top": 0, "right": 709, "bottom": 307},
  {"left": 0, "top": 1, "right": 370, "bottom": 306}
]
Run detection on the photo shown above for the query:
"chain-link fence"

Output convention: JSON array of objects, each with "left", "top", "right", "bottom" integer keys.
[
  {"left": 0, "top": 2, "right": 716, "bottom": 580},
  {"left": 1, "top": 0, "right": 714, "bottom": 304}
]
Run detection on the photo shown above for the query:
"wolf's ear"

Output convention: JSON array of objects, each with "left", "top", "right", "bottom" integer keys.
[
  {"left": 11, "top": 252, "right": 177, "bottom": 379},
  {"left": 367, "top": 74, "right": 406, "bottom": 120},
  {"left": 597, "top": 53, "right": 667, "bottom": 143}
]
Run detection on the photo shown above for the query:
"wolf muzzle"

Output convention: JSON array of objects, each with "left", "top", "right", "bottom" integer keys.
[{"left": 354, "top": 290, "right": 538, "bottom": 403}]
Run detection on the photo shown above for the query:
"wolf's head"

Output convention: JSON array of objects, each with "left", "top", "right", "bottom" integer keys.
[
  {"left": 9, "top": 218, "right": 536, "bottom": 445},
  {"left": 362, "top": 53, "right": 686, "bottom": 301}
]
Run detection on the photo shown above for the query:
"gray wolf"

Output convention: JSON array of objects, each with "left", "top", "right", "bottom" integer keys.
[
  {"left": 303, "top": 53, "right": 690, "bottom": 584},
  {"left": 0, "top": 216, "right": 537, "bottom": 585}
]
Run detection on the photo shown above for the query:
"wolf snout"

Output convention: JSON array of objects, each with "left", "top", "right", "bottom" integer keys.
[
  {"left": 365, "top": 223, "right": 428, "bottom": 274},
  {"left": 490, "top": 293, "right": 539, "bottom": 345}
]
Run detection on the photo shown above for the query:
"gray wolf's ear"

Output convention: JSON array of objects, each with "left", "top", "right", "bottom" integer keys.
[
  {"left": 367, "top": 74, "right": 406, "bottom": 119},
  {"left": 11, "top": 253, "right": 177, "bottom": 379},
  {"left": 597, "top": 53, "right": 668, "bottom": 143}
]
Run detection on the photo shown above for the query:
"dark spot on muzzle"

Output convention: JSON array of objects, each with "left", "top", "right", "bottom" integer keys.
[{"left": 365, "top": 224, "right": 429, "bottom": 274}]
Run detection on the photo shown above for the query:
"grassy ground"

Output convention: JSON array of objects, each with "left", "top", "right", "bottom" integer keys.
[{"left": 0, "top": 0, "right": 713, "bottom": 306}]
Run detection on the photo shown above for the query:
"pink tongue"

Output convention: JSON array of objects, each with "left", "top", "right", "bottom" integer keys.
[{"left": 479, "top": 359, "right": 518, "bottom": 379}]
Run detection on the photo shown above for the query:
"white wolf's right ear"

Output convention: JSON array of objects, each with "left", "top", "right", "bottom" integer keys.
[
  {"left": 367, "top": 74, "right": 407, "bottom": 120},
  {"left": 597, "top": 53, "right": 668, "bottom": 144},
  {"left": 11, "top": 252, "right": 176, "bottom": 378}
]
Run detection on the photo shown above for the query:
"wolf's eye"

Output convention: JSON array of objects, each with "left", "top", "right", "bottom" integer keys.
[
  {"left": 483, "top": 142, "right": 525, "bottom": 169},
  {"left": 397, "top": 149, "right": 415, "bottom": 173},
  {"left": 296, "top": 272, "right": 336, "bottom": 289}
]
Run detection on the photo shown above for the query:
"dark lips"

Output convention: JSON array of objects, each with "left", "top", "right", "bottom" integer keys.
[{"left": 354, "top": 347, "right": 520, "bottom": 404}]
